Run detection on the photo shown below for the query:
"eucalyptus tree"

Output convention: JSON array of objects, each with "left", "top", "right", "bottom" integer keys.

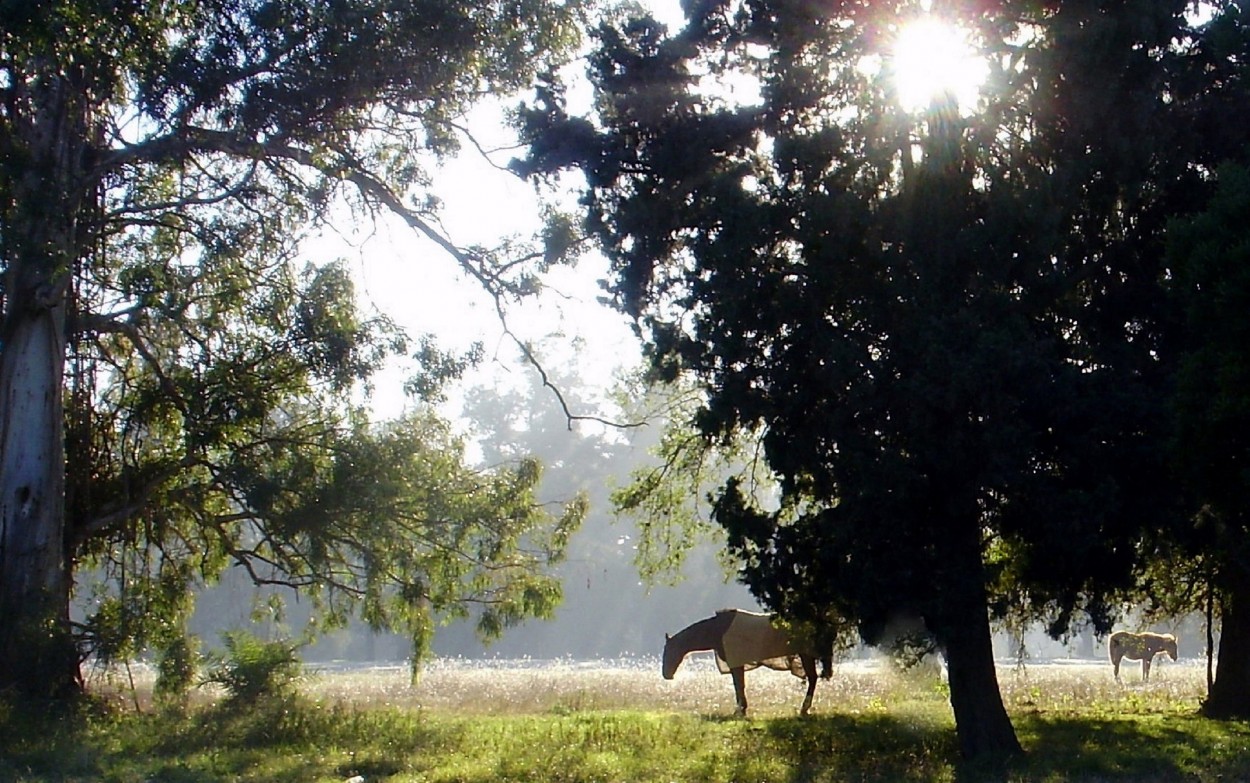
[
  {"left": 516, "top": 0, "right": 1226, "bottom": 759},
  {"left": 0, "top": 0, "right": 587, "bottom": 702}
]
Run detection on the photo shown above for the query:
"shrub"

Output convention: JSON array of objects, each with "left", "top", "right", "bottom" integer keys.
[
  {"left": 154, "top": 634, "right": 199, "bottom": 710},
  {"left": 202, "top": 632, "right": 302, "bottom": 707}
]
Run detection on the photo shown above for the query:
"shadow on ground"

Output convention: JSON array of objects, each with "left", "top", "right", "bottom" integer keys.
[{"left": 745, "top": 711, "right": 1250, "bottom": 783}]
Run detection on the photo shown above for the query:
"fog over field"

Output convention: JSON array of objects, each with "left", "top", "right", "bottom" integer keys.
[
  {"left": 173, "top": 276, "right": 1202, "bottom": 668},
  {"left": 182, "top": 368, "right": 768, "bottom": 664},
  {"left": 93, "top": 653, "right": 1207, "bottom": 719},
  {"left": 176, "top": 362, "right": 1205, "bottom": 668},
  {"left": 295, "top": 656, "right": 1210, "bottom": 718}
]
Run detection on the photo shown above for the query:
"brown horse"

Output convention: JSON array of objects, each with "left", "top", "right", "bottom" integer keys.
[
  {"left": 662, "top": 609, "right": 830, "bottom": 716},
  {"left": 1109, "top": 631, "right": 1178, "bottom": 681}
]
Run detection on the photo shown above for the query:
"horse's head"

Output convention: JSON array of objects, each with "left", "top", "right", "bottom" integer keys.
[
  {"left": 662, "top": 632, "right": 680, "bottom": 680},
  {"left": 1163, "top": 634, "right": 1178, "bottom": 660}
]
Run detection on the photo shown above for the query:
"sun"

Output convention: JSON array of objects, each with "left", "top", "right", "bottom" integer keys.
[{"left": 892, "top": 15, "right": 987, "bottom": 113}]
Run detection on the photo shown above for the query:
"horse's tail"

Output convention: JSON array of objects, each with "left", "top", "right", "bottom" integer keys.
[{"left": 819, "top": 654, "right": 833, "bottom": 679}]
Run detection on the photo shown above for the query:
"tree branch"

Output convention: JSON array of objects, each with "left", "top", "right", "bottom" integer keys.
[{"left": 102, "top": 126, "right": 643, "bottom": 430}]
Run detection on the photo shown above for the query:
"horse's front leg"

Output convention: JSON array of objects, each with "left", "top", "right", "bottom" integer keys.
[
  {"left": 801, "top": 674, "right": 817, "bottom": 717},
  {"left": 731, "top": 667, "right": 748, "bottom": 716},
  {"left": 1143, "top": 656, "right": 1152, "bottom": 682},
  {"left": 800, "top": 657, "right": 817, "bottom": 716}
]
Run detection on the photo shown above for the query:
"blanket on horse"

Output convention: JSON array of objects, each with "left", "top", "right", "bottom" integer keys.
[{"left": 715, "top": 610, "right": 802, "bottom": 675}]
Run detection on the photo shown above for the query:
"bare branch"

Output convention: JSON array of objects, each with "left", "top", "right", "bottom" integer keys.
[{"left": 447, "top": 120, "right": 523, "bottom": 173}]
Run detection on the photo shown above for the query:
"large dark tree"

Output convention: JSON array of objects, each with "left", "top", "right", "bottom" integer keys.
[
  {"left": 1169, "top": 162, "right": 1250, "bottom": 717},
  {"left": 517, "top": 0, "right": 1231, "bottom": 759},
  {"left": 1117, "top": 8, "right": 1250, "bottom": 719},
  {"left": 0, "top": 0, "right": 586, "bottom": 703}
]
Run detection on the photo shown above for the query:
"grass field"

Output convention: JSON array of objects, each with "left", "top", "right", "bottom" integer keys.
[
  {"left": 306, "top": 654, "right": 1203, "bottom": 718},
  {"left": 3, "top": 655, "right": 1248, "bottom": 783}
]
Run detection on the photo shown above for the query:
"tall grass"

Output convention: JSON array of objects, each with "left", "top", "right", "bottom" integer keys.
[{"left": 3, "top": 656, "right": 1244, "bottom": 783}]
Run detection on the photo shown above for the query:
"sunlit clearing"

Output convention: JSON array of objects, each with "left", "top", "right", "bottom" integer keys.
[{"left": 892, "top": 16, "right": 987, "bottom": 113}]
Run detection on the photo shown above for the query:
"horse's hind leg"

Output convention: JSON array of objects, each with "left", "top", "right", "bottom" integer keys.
[{"left": 731, "top": 667, "right": 748, "bottom": 716}]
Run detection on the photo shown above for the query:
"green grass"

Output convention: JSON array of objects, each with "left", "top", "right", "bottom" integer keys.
[{"left": 2, "top": 659, "right": 1246, "bottom": 782}]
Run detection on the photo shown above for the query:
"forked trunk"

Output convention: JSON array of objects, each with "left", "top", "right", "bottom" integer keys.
[{"left": 1205, "top": 566, "right": 1250, "bottom": 719}]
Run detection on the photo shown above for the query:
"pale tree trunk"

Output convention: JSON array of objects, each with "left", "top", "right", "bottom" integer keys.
[
  {"left": 0, "top": 302, "right": 76, "bottom": 700},
  {"left": 0, "top": 70, "right": 91, "bottom": 702}
]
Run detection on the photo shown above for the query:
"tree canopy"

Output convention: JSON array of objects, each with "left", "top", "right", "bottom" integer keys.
[
  {"left": 517, "top": 0, "right": 1250, "bottom": 758},
  {"left": 0, "top": 0, "right": 588, "bottom": 702}
]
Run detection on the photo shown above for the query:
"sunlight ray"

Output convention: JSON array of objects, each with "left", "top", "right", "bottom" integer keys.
[{"left": 892, "top": 14, "right": 987, "bottom": 113}]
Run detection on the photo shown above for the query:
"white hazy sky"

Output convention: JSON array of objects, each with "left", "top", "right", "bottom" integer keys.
[
  {"left": 312, "top": 2, "right": 693, "bottom": 426},
  {"left": 323, "top": 0, "right": 998, "bottom": 426},
  {"left": 310, "top": 103, "right": 638, "bottom": 426}
]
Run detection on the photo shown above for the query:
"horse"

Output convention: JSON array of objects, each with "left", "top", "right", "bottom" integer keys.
[
  {"left": 662, "top": 608, "right": 830, "bottom": 716},
  {"left": 1109, "top": 631, "right": 1178, "bottom": 681}
]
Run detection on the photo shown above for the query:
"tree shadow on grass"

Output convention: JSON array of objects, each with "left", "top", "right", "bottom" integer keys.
[
  {"left": 143, "top": 699, "right": 455, "bottom": 783},
  {"left": 0, "top": 708, "right": 97, "bottom": 782},
  {"left": 747, "top": 713, "right": 959, "bottom": 783},
  {"left": 742, "top": 711, "right": 1250, "bottom": 783},
  {"left": 1007, "top": 712, "right": 1250, "bottom": 782},
  {"left": 0, "top": 697, "right": 455, "bottom": 783}
]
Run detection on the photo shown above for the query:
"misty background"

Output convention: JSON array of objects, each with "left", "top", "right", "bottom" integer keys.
[
  {"left": 183, "top": 348, "right": 760, "bottom": 663},
  {"left": 179, "top": 351, "right": 1204, "bottom": 666},
  {"left": 162, "top": 15, "right": 1202, "bottom": 667}
]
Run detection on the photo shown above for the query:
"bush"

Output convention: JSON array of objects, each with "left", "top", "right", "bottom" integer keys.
[
  {"left": 202, "top": 632, "right": 302, "bottom": 707},
  {"left": 154, "top": 634, "right": 199, "bottom": 710}
]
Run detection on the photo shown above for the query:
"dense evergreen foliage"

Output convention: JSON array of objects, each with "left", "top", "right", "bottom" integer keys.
[
  {"left": 1167, "top": 162, "right": 1250, "bottom": 716},
  {"left": 517, "top": 0, "right": 1250, "bottom": 757}
]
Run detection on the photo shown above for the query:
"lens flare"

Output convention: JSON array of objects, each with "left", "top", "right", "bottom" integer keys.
[{"left": 892, "top": 16, "right": 987, "bottom": 113}]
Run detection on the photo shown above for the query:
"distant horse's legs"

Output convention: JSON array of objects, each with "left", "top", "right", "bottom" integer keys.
[
  {"left": 1112, "top": 651, "right": 1123, "bottom": 681},
  {"left": 1143, "top": 657, "right": 1152, "bottom": 682},
  {"left": 730, "top": 666, "right": 748, "bottom": 716},
  {"left": 800, "top": 655, "right": 818, "bottom": 716}
]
